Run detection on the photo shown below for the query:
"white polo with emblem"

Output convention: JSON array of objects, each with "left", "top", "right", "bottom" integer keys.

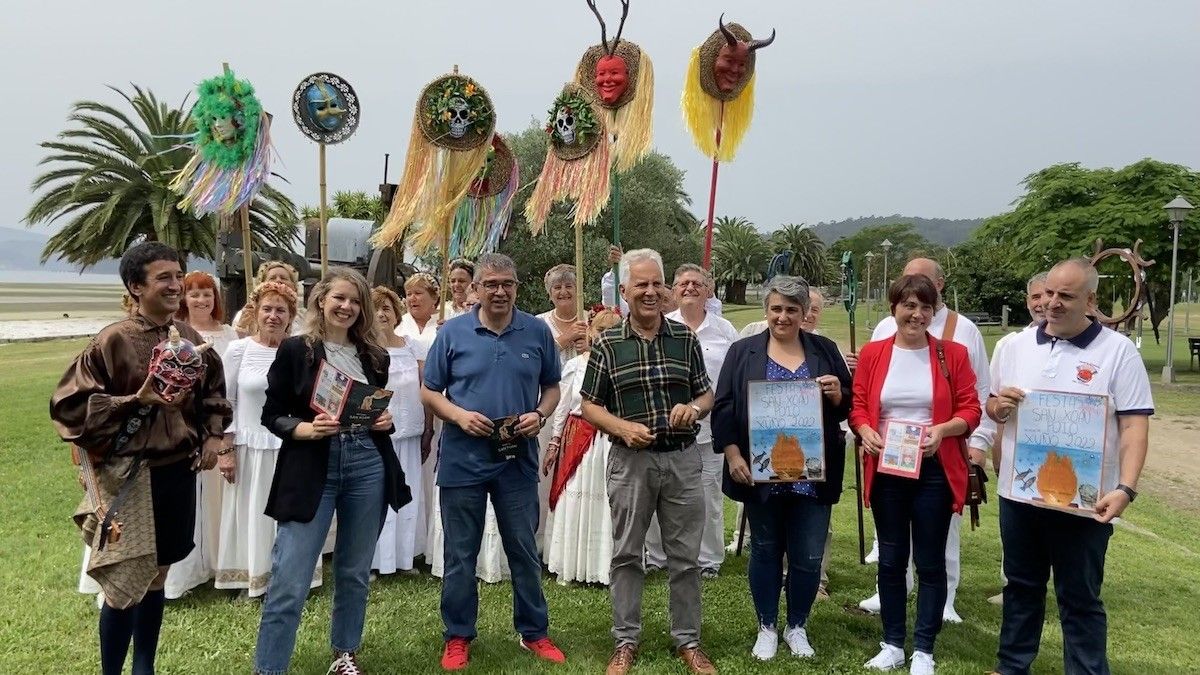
[{"left": 990, "top": 320, "right": 1154, "bottom": 500}]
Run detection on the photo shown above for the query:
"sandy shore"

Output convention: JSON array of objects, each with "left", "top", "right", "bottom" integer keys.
[{"left": 0, "top": 316, "right": 121, "bottom": 343}]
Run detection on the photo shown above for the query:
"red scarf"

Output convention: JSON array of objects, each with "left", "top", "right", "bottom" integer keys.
[{"left": 548, "top": 414, "right": 598, "bottom": 511}]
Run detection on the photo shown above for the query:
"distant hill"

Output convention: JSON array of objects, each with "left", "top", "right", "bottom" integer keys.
[
  {"left": 808, "top": 215, "right": 985, "bottom": 247},
  {"left": 0, "top": 226, "right": 212, "bottom": 274}
]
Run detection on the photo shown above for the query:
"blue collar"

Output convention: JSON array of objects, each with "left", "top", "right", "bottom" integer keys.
[
  {"left": 468, "top": 306, "right": 527, "bottom": 336},
  {"left": 1035, "top": 319, "right": 1102, "bottom": 348}
]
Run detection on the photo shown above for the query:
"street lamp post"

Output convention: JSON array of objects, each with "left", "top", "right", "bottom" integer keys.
[
  {"left": 864, "top": 251, "right": 876, "bottom": 326},
  {"left": 1162, "top": 196, "right": 1193, "bottom": 384},
  {"left": 880, "top": 238, "right": 894, "bottom": 297}
]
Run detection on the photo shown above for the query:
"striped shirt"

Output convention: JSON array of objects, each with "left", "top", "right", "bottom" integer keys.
[{"left": 580, "top": 316, "right": 710, "bottom": 449}]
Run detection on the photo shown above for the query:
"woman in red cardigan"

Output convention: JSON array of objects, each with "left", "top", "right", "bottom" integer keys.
[{"left": 851, "top": 275, "right": 980, "bottom": 675}]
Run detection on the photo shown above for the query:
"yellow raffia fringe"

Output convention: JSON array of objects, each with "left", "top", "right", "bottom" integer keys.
[
  {"left": 370, "top": 114, "right": 491, "bottom": 252},
  {"left": 681, "top": 47, "right": 756, "bottom": 162},
  {"left": 610, "top": 52, "right": 654, "bottom": 174},
  {"left": 524, "top": 132, "right": 612, "bottom": 234}
]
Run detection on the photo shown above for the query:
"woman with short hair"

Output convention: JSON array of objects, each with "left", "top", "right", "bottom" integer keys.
[
  {"left": 536, "top": 264, "right": 589, "bottom": 367},
  {"left": 444, "top": 259, "right": 476, "bottom": 320},
  {"left": 370, "top": 285, "right": 434, "bottom": 575},
  {"left": 398, "top": 273, "right": 440, "bottom": 358},
  {"left": 851, "top": 274, "right": 980, "bottom": 675},
  {"left": 712, "top": 275, "right": 853, "bottom": 661},
  {"left": 233, "top": 261, "right": 304, "bottom": 337}
]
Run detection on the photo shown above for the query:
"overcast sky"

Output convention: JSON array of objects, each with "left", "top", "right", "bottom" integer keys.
[{"left": 6, "top": 0, "right": 1198, "bottom": 238}]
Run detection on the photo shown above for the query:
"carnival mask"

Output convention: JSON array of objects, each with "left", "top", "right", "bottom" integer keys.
[
  {"left": 148, "top": 325, "right": 211, "bottom": 402},
  {"left": 447, "top": 97, "right": 471, "bottom": 139},
  {"left": 210, "top": 113, "right": 242, "bottom": 145},
  {"left": 714, "top": 14, "right": 775, "bottom": 93},
  {"left": 305, "top": 82, "right": 347, "bottom": 131},
  {"left": 594, "top": 55, "right": 629, "bottom": 105}
]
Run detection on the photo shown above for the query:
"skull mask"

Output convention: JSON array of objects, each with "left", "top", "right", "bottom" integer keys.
[
  {"left": 555, "top": 107, "right": 577, "bottom": 145},
  {"left": 148, "top": 325, "right": 210, "bottom": 402},
  {"left": 447, "top": 97, "right": 470, "bottom": 139}
]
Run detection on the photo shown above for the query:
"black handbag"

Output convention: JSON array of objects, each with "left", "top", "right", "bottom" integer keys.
[{"left": 935, "top": 341, "right": 988, "bottom": 530}]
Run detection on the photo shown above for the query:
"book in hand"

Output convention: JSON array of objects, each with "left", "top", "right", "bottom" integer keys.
[
  {"left": 310, "top": 359, "right": 393, "bottom": 428},
  {"left": 877, "top": 419, "right": 926, "bottom": 479},
  {"left": 490, "top": 415, "right": 522, "bottom": 461}
]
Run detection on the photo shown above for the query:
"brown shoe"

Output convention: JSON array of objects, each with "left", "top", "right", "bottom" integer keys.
[
  {"left": 677, "top": 645, "right": 716, "bottom": 674},
  {"left": 605, "top": 644, "right": 637, "bottom": 675}
]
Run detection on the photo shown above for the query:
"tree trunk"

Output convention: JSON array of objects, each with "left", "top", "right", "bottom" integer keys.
[{"left": 729, "top": 279, "right": 748, "bottom": 305}]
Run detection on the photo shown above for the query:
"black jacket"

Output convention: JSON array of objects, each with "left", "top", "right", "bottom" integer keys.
[
  {"left": 712, "top": 329, "right": 853, "bottom": 505},
  {"left": 262, "top": 336, "right": 411, "bottom": 523}
]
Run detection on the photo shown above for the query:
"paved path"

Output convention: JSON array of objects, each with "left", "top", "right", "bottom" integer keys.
[{"left": 0, "top": 317, "right": 119, "bottom": 343}]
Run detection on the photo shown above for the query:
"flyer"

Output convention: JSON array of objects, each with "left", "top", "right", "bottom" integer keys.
[
  {"left": 310, "top": 359, "right": 393, "bottom": 427},
  {"left": 1009, "top": 389, "right": 1108, "bottom": 516},
  {"left": 877, "top": 420, "right": 926, "bottom": 479},
  {"left": 747, "top": 379, "right": 826, "bottom": 483}
]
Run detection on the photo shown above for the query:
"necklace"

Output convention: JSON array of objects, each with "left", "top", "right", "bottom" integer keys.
[{"left": 551, "top": 310, "right": 578, "bottom": 323}]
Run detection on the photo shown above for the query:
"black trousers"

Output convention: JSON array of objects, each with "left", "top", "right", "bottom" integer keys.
[{"left": 997, "top": 498, "right": 1112, "bottom": 675}]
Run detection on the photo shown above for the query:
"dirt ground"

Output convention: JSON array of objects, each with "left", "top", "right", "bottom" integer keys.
[{"left": 1143, "top": 414, "right": 1200, "bottom": 514}]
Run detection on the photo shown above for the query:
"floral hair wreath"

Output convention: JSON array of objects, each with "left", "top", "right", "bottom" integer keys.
[{"left": 409, "top": 271, "right": 441, "bottom": 291}]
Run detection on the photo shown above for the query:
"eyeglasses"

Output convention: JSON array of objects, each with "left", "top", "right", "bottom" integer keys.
[
  {"left": 674, "top": 280, "right": 707, "bottom": 289},
  {"left": 479, "top": 280, "right": 518, "bottom": 293}
]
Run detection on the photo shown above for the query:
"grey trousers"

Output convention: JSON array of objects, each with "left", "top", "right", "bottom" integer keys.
[{"left": 608, "top": 442, "right": 705, "bottom": 649}]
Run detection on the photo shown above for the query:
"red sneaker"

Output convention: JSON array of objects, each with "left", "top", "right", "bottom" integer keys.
[
  {"left": 520, "top": 637, "right": 566, "bottom": 664},
  {"left": 441, "top": 638, "right": 470, "bottom": 671}
]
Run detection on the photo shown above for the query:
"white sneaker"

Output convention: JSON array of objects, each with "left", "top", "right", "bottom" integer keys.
[
  {"left": 910, "top": 650, "right": 936, "bottom": 675},
  {"left": 863, "top": 642, "right": 905, "bottom": 671},
  {"left": 751, "top": 625, "right": 778, "bottom": 661},
  {"left": 858, "top": 592, "right": 882, "bottom": 614},
  {"left": 783, "top": 625, "right": 814, "bottom": 657},
  {"left": 942, "top": 604, "right": 963, "bottom": 624},
  {"left": 865, "top": 541, "right": 880, "bottom": 564}
]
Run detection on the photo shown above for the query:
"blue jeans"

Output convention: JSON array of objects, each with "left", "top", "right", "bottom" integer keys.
[
  {"left": 745, "top": 494, "right": 831, "bottom": 630},
  {"left": 440, "top": 459, "right": 548, "bottom": 641},
  {"left": 871, "top": 457, "right": 953, "bottom": 654},
  {"left": 996, "top": 498, "right": 1112, "bottom": 675},
  {"left": 254, "top": 431, "right": 385, "bottom": 674}
]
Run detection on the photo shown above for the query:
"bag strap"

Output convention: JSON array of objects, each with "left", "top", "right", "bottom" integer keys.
[
  {"left": 934, "top": 341, "right": 971, "bottom": 465},
  {"left": 940, "top": 310, "right": 959, "bottom": 342}
]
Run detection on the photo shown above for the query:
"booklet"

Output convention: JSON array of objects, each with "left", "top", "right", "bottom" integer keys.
[
  {"left": 1008, "top": 389, "right": 1109, "bottom": 517},
  {"left": 747, "top": 379, "right": 827, "bottom": 483},
  {"left": 490, "top": 415, "right": 523, "bottom": 461},
  {"left": 877, "top": 419, "right": 927, "bottom": 479},
  {"left": 310, "top": 359, "right": 393, "bottom": 428}
]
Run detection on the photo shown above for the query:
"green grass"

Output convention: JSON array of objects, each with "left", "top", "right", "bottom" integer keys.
[{"left": 2, "top": 325, "right": 1199, "bottom": 673}]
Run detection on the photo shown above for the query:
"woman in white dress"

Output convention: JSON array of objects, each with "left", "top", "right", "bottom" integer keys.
[
  {"left": 371, "top": 286, "right": 434, "bottom": 574},
  {"left": 232, "top": 260, "right": 305, "bottom": 337},
  {"left": 213, "top": 281, "right": 323, "bottom": 598},
  {"left": 541, "top": 308, "right": 623, "bottom": 584},
  {"left": 441, "top": 259, "right": 475, "bottom": 320},
  {"left": 164, "top": 271, "right": 240, "bottom": 598},
  {"left": 534, "top": 265, "right": 589, "bottom": 548}
]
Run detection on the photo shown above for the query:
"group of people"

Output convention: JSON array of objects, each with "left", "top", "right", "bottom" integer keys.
[{"left": 52, "top": 240, "right": 1152, "bottom": 675}]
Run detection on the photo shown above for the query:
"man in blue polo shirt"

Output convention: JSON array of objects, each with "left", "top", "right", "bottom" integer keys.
[
  {"left": 988, "top": 258, "right": 1152, "bottom": 675},
  {"left": 421, "top": 253, "right": 564, "bottom": 670}
]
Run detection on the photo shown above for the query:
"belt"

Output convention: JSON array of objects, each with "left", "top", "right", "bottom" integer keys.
[{"left": 612, "top": 437, "right": 689, "bottom": 453}]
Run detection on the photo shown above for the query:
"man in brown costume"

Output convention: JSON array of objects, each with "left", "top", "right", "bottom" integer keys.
[{"left": 51, "top": 242, "right": 230, "bottom": 675}]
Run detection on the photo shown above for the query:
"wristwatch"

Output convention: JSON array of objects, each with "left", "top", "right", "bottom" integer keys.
[{"left": 1116, "top": 484, "right": 1138, "bottom": 503}]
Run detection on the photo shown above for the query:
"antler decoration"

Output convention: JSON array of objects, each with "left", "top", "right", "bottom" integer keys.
[
  {"left": 718, "top": 12, "right": 776, "bottom": 52},
  {"left": 586, "top": 0, "right": 631, "bottom": 55}
]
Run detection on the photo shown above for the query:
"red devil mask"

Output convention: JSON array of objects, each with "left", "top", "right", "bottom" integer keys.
[
  {"left": 148, "top": 325, "right": 210, "bottom": 402},
  {"left": 594, "top": 55, "right": 629, "bottom": 105},
  {"left": 714, "top": 14, "right": 775, "bottom": 94}
]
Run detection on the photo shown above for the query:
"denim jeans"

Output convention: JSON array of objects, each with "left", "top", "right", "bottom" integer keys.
[
  {"left": 871, "top": 457, "right": 953, "bottom": 654},
  {"left": 254, "top": 431, "right": 386, "bottom": 674},
  {"left": 440, "top": 459, "right": 547, "bottom": 641},
  {"left": 996, "top": 498, "right": 1112, "bottom": 675},
  {"left": 745, "top": 494, "right": 831, "bottom": 630}
]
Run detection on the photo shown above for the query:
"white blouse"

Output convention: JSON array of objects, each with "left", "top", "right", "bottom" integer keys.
[
  {"left": 386, "top": 343, "right": 425, "bottom": 439},
  {"left": 879, "top": 345, "right": 935, "bottom": 425},
  {"left": 537, "top": 310, "right": 580, "bottom": 368},
  {"left": 195, "top": 325, "right": 240, "bottom": 357},
  {"left": 221, "top": 337, "right": 282, "bottom": 450},
  {"left": 396, "top": 313, "right": 437, "bottom": 362},
  {"left": 551, "top": 353, "right": 589, "bottom": 438}
]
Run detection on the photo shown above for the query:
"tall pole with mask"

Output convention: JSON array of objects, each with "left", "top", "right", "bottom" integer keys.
[{"left": 841, "top": 252, "right": 866, "bottom": 564}]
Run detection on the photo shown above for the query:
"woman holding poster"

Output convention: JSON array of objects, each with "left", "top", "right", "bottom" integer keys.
[
  {"left": 712, "top": 276, "right": 852, "bottom": 661},
  {"left": 849, "top": 274, "right": 980, "bottom": 675}
]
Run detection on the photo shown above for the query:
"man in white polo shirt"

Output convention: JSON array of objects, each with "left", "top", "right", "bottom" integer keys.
[
  {"left": 988, "top": 258, "right": 1151, "bottom": 675},
  {"left": 645, "top": 263, "right": 740, "bottom": 577},
  {"left": 859, "top": 257, "right": 991, "bottom": 623}
]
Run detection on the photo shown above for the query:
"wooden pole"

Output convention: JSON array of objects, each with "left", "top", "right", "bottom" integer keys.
[
  {"left": 439, "top": 227, "right": 450, "bottom": 322},
  {"left": 575, "top": 223, "right": 585, "bottom": 323},
  {"left": 239, "top": 206, "right": 253, "bottom": 289},
  {"left": 319, "top": 143, "right": 328, "bottom": 278}
]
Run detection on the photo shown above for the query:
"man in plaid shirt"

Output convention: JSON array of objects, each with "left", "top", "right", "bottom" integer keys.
[{"left": 581, "top": 249, "right": 717, "bottom": 675}]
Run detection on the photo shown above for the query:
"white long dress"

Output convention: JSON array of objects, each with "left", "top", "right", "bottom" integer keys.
[
  {"left": 544, "top": 353, "right": 612, "bottom": 584},
  {"left": 213, "top": 337, "right": 321, "bottom": 596},
  {"left": 372, "top": 342, "right": 426, "bottom": 574},
  {"left": 534, "top": 310, "right": 580, "bottom": 550}
]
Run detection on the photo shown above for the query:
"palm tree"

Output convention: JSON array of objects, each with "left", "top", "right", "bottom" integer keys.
[
  {"left": 24, "top": 85, "right": 298, "bottom": 268},
  {"left": 770, "top": 223, "right": 830, "bottom": 285},
  {"left": 302, "top": 190, "right": 386, "bottom": 223},
  {"left": 712, "top": 216, "right": 771, "bottom": 304}
]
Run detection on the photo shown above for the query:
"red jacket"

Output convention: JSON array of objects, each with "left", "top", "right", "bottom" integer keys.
[{"left": 849, "top": 334, "right": 981, "bottom": 513}]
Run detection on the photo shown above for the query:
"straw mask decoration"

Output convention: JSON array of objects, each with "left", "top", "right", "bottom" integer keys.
[
  {"left": 525, "top": 83, "right": 611, "bottom": 231},
  {"left": 449, "top": 134, "right": 519, "bottom": 258}
]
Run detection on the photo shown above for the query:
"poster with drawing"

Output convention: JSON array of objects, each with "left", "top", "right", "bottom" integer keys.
[
  {"left": 877, "top": 420, "right": 927, "bottom": 479},
  {"left": 1010, "top": 389, "right": 1108, "bottom": 516},
  {"left": 747, "top": 379, "right": 826, "bottom": 483}
]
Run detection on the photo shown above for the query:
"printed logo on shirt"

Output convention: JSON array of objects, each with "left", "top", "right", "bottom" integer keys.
[
  {"left": 1075, "top": 361, "right": 1099, "bottom": 385},
  {"left": 521, "top": 353, "right": 530, "bottom": 359}
]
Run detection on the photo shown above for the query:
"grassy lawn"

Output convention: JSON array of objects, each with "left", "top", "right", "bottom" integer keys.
[{"left": 2, "top": 312, "right": 1198, "bottom": 673}]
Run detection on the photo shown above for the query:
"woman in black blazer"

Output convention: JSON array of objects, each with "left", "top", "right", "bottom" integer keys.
[
  {"left": 712, "top": 276, "right": 852, "bottom": 662},
  {"left": 254, "top": 267, "right": 410, "bottom": 675}
]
